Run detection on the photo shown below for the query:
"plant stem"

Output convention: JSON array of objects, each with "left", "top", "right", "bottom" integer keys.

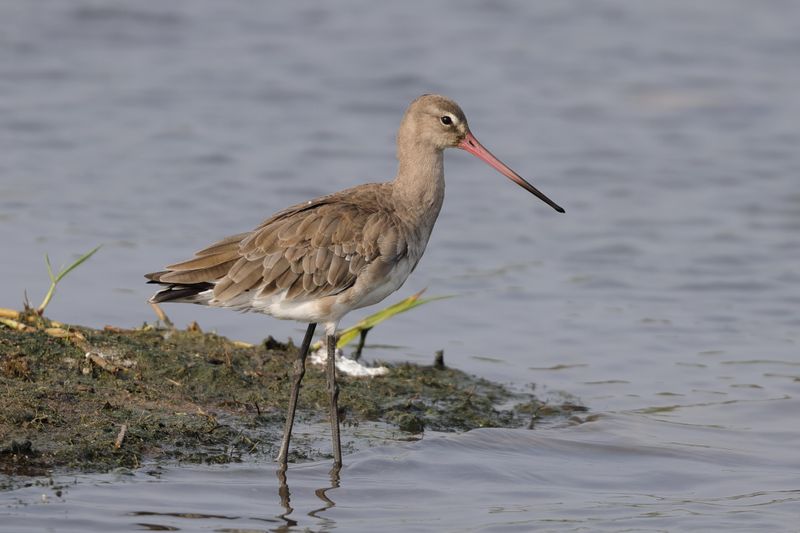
[{"left": 37, "top": 245, "right": 101, "bottom": 315}]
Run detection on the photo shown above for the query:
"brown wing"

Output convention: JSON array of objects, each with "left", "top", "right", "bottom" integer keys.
[{"left": 150, "top": 184, "right": 408, "bottom": 305}]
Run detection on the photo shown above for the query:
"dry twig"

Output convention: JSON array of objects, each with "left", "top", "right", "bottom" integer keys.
[
  {"left": 114, "top": 424, "right": 127, "bottom": 449},
  {"left": 85, "top": 352, "right": 122, "bottom": 375},
  {"left": 149, "top": 302, "right": 174, "bottom": 328}
]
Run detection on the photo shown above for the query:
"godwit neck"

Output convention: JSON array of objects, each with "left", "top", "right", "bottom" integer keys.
[
  {"left": 391, "top": 95, "right": 465, "bottom": 219},
  {"left": 392, "top": 144, "right": 445, "bottom": 222}
]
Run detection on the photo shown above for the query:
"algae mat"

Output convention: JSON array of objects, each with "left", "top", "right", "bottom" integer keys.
[{"left": 0, "top": 319, "right": 584, "bottom": 476}]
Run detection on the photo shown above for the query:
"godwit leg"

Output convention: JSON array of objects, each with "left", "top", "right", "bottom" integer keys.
[
  {"left": 277, "top": 322, "right": 317, "bottom": 470},
  {"left": 326, "top": 333, "right": 343, "bottom": 468},
  {"left": 352, "top": 328, "right": 369, "bottom": 361}
]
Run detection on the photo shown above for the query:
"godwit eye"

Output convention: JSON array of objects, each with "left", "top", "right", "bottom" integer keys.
[{"left": 440, "top": 115, "right": 453, "bottom": 126}]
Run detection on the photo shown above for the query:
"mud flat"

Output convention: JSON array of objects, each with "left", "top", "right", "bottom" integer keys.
[{"left": 0, "top": 313, "right": 585, "bottom": 478}]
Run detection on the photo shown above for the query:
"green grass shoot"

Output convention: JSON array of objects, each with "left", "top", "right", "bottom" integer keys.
[
  {"left": 37, "top": 245, "right": 102, "bottom": 315},
  {"left": 336, "top": 289, "right": 451, "bottom": 350}
]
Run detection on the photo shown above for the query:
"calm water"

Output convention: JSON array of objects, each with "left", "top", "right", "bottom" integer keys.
[{"left": 1, "top": 0, "right": 799, "bottom": 530}]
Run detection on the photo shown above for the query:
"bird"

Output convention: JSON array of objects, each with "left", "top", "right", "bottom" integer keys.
[{"left": 145, "top": 94, "right": 564, "bottom": 470}]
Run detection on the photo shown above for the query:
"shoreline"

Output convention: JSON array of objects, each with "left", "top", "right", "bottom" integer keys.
[{"left": 1, "top": 312, "right": 586, "bottom": 479}]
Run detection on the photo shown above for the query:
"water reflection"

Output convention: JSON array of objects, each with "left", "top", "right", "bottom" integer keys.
[
  {"left": 275, "top": 469, "right": 296, "bottom": 529},
  {"left": 275, "top": 464, "right": 340, "bottom": 530},
  {"left": 308, "top": 467, "right": 340, "bottom": 526}
]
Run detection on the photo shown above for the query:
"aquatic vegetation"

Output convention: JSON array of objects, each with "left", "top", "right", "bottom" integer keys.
[
  {"left": 335, "top": 289, "right": 451, "bottom": 359},
  {"left": 37, "top": 246, "right": 102, "bottom": 315},
  {"left": 0, "top": 321, "right": 584, "bottom": 475}
]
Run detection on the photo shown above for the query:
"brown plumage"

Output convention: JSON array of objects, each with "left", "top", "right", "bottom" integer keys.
[
  {"left": 145, "top": 94, "right": 564, "bottom": 470},
  {"left": 147, "top": 183, "right": 408, "bottom": 313}
]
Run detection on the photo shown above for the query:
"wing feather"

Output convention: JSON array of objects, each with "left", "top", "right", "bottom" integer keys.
[
  {"left": 275, "top": 267, "right": 298, "bottom": 290},
  {"left": 158, "top": 259, "right": 238, "bottom": 284},
  {"left": 215, "top": 264, "right": 263, "bottom": 301},
  {"left": 166, "top": 250, "right": 240, "bottom": 271},
  {"left": 195, "top": 233, "right": 248, "bottom": 257},
  {"left": 327, "top": 253, "right": 346, "bottom": 286},
  {"left": 150, "top": 183, "right": 409, "bottom": 306}
]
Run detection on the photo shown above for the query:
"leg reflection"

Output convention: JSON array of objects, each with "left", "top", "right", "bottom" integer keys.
[
  {"left": 275, "top": 468, "right": 297, "bottom": 529},
  {"left": 308, "top": 465, "right": 341, "bottom": 521}
]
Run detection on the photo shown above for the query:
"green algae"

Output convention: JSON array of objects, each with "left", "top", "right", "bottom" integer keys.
[{"left": 0, "top": 321, "right": 585, "bottom": 476}]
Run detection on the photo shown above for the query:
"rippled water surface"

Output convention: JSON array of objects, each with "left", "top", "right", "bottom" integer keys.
[
  {"left": 1, "top": 0, "right": 799, "bottom": 530},
  {"left": 4, "top": 410, "right": 799, "bottom": 532}
]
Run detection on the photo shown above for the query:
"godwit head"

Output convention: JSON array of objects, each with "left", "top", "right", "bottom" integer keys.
[{"left": 396, "top": 94, "right": 564, "bottom": 213}]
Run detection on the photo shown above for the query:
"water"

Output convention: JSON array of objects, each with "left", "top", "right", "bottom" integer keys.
[
  {"left": 1, "top": 0, "right": 799, "bottom": 530},
  {"left": 3, "top": 411, "right": 799, "bottom": 532}
]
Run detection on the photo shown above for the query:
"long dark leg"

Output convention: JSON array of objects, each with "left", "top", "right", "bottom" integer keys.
[
  {"left": 353, "top": 327, "right": 370, "bottom": 361},
  {"left": 277, "top": 322, "right": 317, "bottom": 470},
  {"left": 326, "top": 333, "right": 342, "bottom": 468}
]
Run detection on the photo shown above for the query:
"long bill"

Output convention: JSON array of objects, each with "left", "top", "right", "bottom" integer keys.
[{"left": 458, "top": 131, "right": 565, "bottom": 213}]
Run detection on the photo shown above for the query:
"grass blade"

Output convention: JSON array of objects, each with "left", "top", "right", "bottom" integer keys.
[
  {"left": 336, "top": 289, "right": 452, "bottom": 349},
  {"left": 54, "top": 245, "right": 102, "bottom": 284},
  {"left": 37, "top": 245, "right": 102, "bottom": 315},
  {"left": 45, "top": 254, "right": 55, "bottom": 283}
]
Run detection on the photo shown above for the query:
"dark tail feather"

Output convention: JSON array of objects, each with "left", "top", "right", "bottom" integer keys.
[
  {"left": 146, "top": 272, "right": 213, "bottom": 304},
  {"left": 149, "top": 283, "right": 213, "bottom": 304}
]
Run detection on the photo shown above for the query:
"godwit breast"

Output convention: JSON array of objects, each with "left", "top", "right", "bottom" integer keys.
[{"left": 146, "top": 94, "right": 564, "bottom": 470}]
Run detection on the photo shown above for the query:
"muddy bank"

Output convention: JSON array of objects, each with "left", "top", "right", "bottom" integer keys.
[{"left": 1, "top": 314, "right": 586, "bottom": 478}]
